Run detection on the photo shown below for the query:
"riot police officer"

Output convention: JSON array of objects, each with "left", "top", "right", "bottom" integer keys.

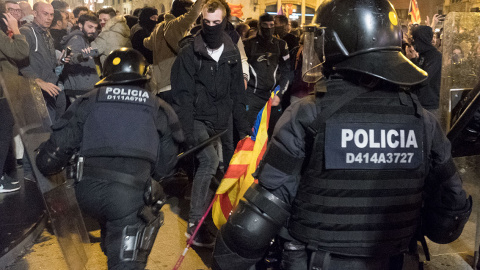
[
  {"left": 212, "top": 0, "right": 472, "bottom": 269},
  {"left": 36, "top": 48, "right": 184, "bottom": 269}
]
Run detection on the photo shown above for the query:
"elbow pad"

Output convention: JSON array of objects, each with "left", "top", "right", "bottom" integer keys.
[
  {"left": 35, "top": 140, "right": 73, "bottom": 176},
  {"left": 422, "top": 195, "right": 472, "bottom": 244}
]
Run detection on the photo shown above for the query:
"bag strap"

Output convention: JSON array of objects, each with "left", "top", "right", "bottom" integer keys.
[{"left": 307, "top": 85, "right": 370, "bottom": 135}]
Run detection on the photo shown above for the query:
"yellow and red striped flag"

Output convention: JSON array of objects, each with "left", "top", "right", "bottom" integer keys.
[
  {"left": 409, "top": 0, "right": 421, "bottom": 24},
  {"left": 212, "top": 89, "right": 275, "bottom": 229}
]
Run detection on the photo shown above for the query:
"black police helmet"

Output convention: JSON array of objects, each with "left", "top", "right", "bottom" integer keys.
[
  {"left": 314, "top": 0, "right": 427, "bottom": 86},
  {"left": 96, "top": 48, "right": 149, "bottom": 86}
]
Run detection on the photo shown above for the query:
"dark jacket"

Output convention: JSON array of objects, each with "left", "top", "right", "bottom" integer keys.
[
  {"left": 411, "top": 25, "right": 442, "bottom": 110},
  {"left": 38, "top": 85, "right": 183, "bottom": 180},
  {"left": 280, "top": 32, "right": 299, "bottom": 53},
  {"left": 255, "top": 77, "right": 469, "bottom": 258},
  {"left": 50, "top": 28, "right": 67, "bottom": 51},
  {"left": 60, "top": 29, "right": 99, "bottom": 92},
  {"left": 131, "top": 26, "right": 153, "bottom": 64},
  {"left": 171, "top": 32, "right": 250, "bottom": 143},
  {"left": 19, "top": 22, "right": 58, "bottom": 85},
  {"left": 244, "top": 35, "right": 291, "bottom": 100}
]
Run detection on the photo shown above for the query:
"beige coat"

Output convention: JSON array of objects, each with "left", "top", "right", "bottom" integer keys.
[
  {"left": 143, "top": 0, "right": 203, "bottom": 94},
  {"left": 91, "top": 15, "right": 132, "bottom": 68}
]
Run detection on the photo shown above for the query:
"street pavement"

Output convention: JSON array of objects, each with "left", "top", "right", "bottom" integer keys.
[{"left": 5, "top": 155, "right": 480, "bottom": 270}]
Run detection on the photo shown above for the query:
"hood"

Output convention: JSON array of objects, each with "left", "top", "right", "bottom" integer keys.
[
  {"left": 411, "top": 25, "right": 435, "bottom": 53},
  {"left": 139, "top": 8, "right": 158, "bottom": 33},
  {"left": 60, "top": 29, "right": 84, "bottom": 46}
]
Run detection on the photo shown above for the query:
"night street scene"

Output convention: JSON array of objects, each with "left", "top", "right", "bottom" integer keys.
[{"left": 2, "top": 0, "right": 480, "bottom": 269}]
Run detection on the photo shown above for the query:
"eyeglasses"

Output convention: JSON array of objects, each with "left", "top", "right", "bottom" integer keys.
[{"left": 7, "top": 8, "right": 22, "bottom": 13}]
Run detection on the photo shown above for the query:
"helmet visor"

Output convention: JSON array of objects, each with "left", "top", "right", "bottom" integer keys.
[{"left": 302, "top": 25, "right": 325, "bottom": 83}]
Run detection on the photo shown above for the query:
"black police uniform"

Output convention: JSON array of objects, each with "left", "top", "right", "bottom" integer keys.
[
  {"left": 39, "top": 83, "right": 181, "bottom": 269},
  {"left": 253, "top": 76, "right": 470, "bottom": 269},
  {"left": 212, "top": 1, "right": 471, "bottom": 269}
]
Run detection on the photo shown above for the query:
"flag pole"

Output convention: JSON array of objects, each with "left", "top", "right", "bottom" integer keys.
[{"left": 172, "top": 196, "right": 217, "bottom": 270}]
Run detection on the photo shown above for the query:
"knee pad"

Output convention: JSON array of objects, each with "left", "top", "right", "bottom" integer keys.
[
  {"left": 212, "top": 183, "right": 291, "bottom": 270},
  {"left": 120, "top": 211, "right": 164, "bottom": 263}
]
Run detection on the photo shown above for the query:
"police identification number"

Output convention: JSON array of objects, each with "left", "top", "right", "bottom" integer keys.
[
  {"left": 324, "top": 122, "right": 423, "bottom": 170},
  {"left": 98, "top": 87, "right": 151, "bottom": 104}
]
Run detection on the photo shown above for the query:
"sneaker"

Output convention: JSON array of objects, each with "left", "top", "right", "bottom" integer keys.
[
  {"left": 0, "top": 175, "right": 21, "bottom": 193},
  {"left": 185, "top": 222, "right": 215, "bottom": 248},
  {"left": 23, "top": 173, "right": 35, "bottom": 182},
  {"left": 2, "top": 174, "right": 19, "bottom": 184}
]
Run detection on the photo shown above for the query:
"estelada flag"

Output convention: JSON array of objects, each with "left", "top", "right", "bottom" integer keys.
[
  {"left": 228, "top": 3, "right": 244, "bottom": 19},
  {"left": 212, "top": 87, "right": 277, "bottom": 229},
  {"left": 409, "top": 0, "right": 421, "bottom": 24}
]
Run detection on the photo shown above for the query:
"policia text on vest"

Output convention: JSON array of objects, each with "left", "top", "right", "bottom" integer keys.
[
  {"left": 325, "top": 122, "right": 423, "bottom": 170},
  {"left": 102, "top": 87, "right": 150, "bottom": 103}
]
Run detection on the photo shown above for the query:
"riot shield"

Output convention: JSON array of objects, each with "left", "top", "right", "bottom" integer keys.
[
  {"left": 439, "top": 12, "right": 480, "bottom": 131},
  {"left": 446, "top": 82, "right": 480, "bottom": 157},
  {"left": 0, "top": 74, "right": 89, "bottom": 269}
]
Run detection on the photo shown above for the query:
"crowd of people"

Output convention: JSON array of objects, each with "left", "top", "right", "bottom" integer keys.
[
  {"left": 0, "top": 0, "right": 306, "bottom": 268},
  {"left": 0, "top": 0, "right": 472, "bottom": 269}
]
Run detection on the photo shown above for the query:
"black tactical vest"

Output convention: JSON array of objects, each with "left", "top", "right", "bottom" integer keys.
[
  {"left": 80, "top": 85, "right": 160, "bottom": 163},
  {"left": 289, "top": 80, "right": 427, "bottom": 257}
]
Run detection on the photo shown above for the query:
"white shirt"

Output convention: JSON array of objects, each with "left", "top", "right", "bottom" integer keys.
[{"left": 206, "top": 43, "right": 224, "bottom": 62}]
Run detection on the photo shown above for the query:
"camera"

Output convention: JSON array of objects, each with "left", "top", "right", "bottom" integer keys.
[
  {"left": 61, "top": 46, "right": 72, "bottom": 64},
  {"left": 81, "top": 48, "right": 99, "bottom": 58}
]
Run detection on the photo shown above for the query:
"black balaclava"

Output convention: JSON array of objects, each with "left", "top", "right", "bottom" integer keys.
[
  {"left": 258, "top": 13, "right": 275, "bottom": 41},
  {"left": 201, "top": 18, "right": 227, "bottom": 49},
  {"left": 411, "top": 25, "right": 435, "bottom": 54},
  {"left": 171, "top": 0, "right": 194, "bottom": 18},
  {"left": 139, "top": 7, "right": 158, "bottom": 33}
]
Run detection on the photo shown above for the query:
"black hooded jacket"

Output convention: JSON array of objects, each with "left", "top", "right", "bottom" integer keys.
[
  {"left": 171, "top": 31, "right": 250, "bottom": 143},
  {"left": 411, "top": 25, "right": 442, "bottom": 110},
  {"left": 131, "top": 8, "right": 157, "bottom": 64}
]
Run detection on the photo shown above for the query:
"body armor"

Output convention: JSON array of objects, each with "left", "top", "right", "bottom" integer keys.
[
  {"left": 80, "top": 85, "right": 160, "bottom": 163},
  {"left": 289, "top": 80, "right": 427, "bottom": 257}
]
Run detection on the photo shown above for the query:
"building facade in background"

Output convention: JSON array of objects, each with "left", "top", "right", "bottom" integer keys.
[{"left": 27, "top": 0, "right": 480, "bottom": 30}]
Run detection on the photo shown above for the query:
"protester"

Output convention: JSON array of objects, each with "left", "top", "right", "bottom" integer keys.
[
  {"left": 143, "top": 0, "right": 203, "bottom": 103},
  {"left": 60, "top": 12, "right": 100, "bottom": 99},
  {"left": 0, "top": 7, "right": 29, "bottom": 192},
  {"left": 131, "top": 7, "right": 158, "bottom": 64},
  {"left": 91, "top": 7, "right": 131, "bottom": 67},
  {"left": 171, "top": 0, "right": 251, "bottom": 247}
]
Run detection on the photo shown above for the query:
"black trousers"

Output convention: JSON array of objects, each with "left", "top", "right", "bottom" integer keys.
[
  {"left": 246, "top": 91, "right": 269, "bottom": 127},
  {"left": 0, "top": 98, "right": 14, "bottom": 175},
  {"left": 75, "top": 176, "right": 148, "bottom": 269},
  {"left": 245, "top": 92, "right": 283, "bottom": 139},
  {"left": 281, "top": 241, "right": 405, "bottom": 270}
]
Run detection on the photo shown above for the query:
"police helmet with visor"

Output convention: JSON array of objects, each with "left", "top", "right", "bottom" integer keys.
[
  {"left": 96, "top": 48, "right": 149, "bottom": 86},
  {"left": 302, "top": 0, "right": 427, "bottom": 85}
]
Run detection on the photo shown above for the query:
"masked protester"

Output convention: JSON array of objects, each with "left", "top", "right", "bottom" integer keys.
[
  {"left": 171, "top": 0, "right": 251, "bottom": 248},
  {"left": 243, "top": 13, "right": 291, "bottom": 129},
  {"left": 212, "top": 0, "right": 472, "bottom": 269},
  {"left": 36, "top": 48, "right": 183, "bottom": 269},
  {"left": 131, "top": 7, "right": 158, "bottom": 64},
  {"left": 274, "top": 14, "right": 298, "bottom": 52}
]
